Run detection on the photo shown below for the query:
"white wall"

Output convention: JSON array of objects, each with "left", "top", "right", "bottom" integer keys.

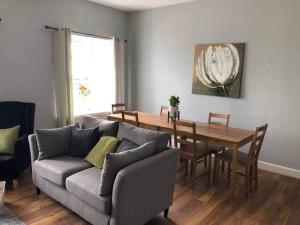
[
  {"left": 128, "top": 0, "right": 300, "bottom": 170},
  {"left": 0, "top": 0, "right": 128, "bottom": 128},
  {"left": 1, "top": 0, "right": 300, "bottom": 171}
]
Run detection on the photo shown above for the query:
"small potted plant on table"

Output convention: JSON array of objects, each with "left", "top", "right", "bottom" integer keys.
[{"left": 169, "top": 96, "right": 180, "bottom": 117}]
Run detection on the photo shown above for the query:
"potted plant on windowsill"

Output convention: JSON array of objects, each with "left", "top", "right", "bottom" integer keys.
[{"left": 169, "top": 96, "right": 180, "bottom": 117}]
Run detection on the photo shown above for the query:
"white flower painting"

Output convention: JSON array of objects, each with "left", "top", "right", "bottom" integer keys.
[{"left": 192, "top": 43, "right": 245, "bottom": 98}]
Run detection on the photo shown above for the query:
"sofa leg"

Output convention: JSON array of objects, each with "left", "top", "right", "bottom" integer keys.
[
  {"left": 13, "top": 179, "right": 19, "bottom": 190},
  {"left": 36, "top": 187, "right": 40, "bottom": 195},
  {"left": 164, "top": 208, "right": 169, "bottom": 218}
]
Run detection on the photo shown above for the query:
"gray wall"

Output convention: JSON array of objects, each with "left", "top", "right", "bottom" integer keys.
[
  {"left": 0, "top": 0, "right": 128, "bottom": 128},
  {"left": 128, "top": 0, "right": 300, "bottom": 170}
]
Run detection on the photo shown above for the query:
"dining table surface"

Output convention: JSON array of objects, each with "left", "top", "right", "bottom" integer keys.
[{"left": 107, "top": 111, "right": 255, "bottom": 199}]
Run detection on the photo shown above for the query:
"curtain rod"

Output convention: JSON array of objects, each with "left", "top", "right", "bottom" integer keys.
[{"left": 44, "top": 25, "right": 127, "bottom": 42}]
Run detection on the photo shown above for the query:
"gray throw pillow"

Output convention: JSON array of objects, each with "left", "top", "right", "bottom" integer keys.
[
  {"left": 116, "top": 138, "right": 139, "bottom": 153},
  {"left": 70, "top": 127, "right": 100, "bottom": 157},
  {"left": 99, "top": 120, "right": 119, "bottom": 137},
  {"left": 36, "top": 125, "right": 73, "bottom": 160},
  {"left": 99, "top": 141, "right": 155, "bottom": 196},
  {"left": 81, "top": 115, "right": 102, "bottom": 129},
  {"left": 117, "top": 122, "right": 170, "bottom": 153},
  {"left": 81, "top": 115, "right": 119, "bottom": 137}
]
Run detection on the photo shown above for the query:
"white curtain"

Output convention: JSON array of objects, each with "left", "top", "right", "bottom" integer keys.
[
  {"left": 52, "top": 28, "right": 74, "bottom": 127},
  {"left": 113, "top": 37, "right": 126, "bottom": 104}
]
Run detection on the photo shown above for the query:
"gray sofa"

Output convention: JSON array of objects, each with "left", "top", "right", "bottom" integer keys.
[{"left": 28, "top": 118, "right": 179, "bottom": 225}]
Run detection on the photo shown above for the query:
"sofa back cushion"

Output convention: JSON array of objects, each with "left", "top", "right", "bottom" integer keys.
[
  {"left": 98, "top": 120, "right": 119, "bottom": 137},
  {"left": 117, "top": 122, "right": 170, "bottom": 153},
  {"left": 99, "top": 141, "right": 155, "bottom": 196},
  {"left": 70, "top": 127, "right": 100, "bottom": 157},
  {"left": 36, "top": 125, "right": 73, "bottom": 160},
  {"left": 81, "top": 115, "right": 119, "bottom": 137}
]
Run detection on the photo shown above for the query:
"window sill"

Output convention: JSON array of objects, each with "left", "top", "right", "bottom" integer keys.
[{"left": 74, "top": 112, "right": 111, "bottom": 124}]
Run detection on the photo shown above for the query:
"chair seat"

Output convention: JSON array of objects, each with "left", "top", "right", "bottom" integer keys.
[
  {"left": 180, "top": 142, "right": 210, "bottom": 159},
  {"left": 0, "top": 154, "right": 15, "bottom": 162},
  {"left": 66, "top": 167, "right": 112, "bottom": 214},
  {"left": 207, "top": 143, "right": 225, "bottom": 154},
  {"left": 0, "top": 154, "right": 18, "bottom": 180},
  {"left": 217, "top": 150, "right": 250, "bottom": 164},
  {"left": 34, "top": 155, "right": 92, "bottom": 187}
]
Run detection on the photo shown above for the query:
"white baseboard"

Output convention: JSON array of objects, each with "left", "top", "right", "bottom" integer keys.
[{"left": 258, "top": 161, "right": 300, "bottom": 179}]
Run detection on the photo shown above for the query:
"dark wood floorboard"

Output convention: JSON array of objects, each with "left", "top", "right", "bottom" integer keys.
[{"left": 3, "top": 167, "right": 300, "bottom": 225}]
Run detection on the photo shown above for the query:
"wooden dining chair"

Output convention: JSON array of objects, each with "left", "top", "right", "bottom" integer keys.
[
  {"left": 112, "top": 103, "right": 126, "bottom": 114},
  {"left": 160, "top": 105, "right": 180, "bottom": 122},
  {"left": 214, "top": 124, "right": 268, "bottom": 196},
  {"left": 122, "top": 111, "right": 140, "bottom": 127},
  {"left": 160, "top": 105, "right": 169, "bottom": 116},
  {"left": 174, "top": 120, "right": 211, "bottom": 181},
  {"left": 159, "top": 105, "right": 173, "bottom": 145},
  {"left": 208, "top": 112, "right": 230, "bottom": 127},
  {"left": 207, "top": 113, "right": 230, "bottom": 176}
]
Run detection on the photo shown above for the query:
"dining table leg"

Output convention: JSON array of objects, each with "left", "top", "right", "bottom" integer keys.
[{"left": 229, "top": 143, "right": 238, "bottom": 200}]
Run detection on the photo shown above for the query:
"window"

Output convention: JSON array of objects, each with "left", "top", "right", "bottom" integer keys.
[{"left": 71, "top": 34, "right": 115, "bottom": 116}]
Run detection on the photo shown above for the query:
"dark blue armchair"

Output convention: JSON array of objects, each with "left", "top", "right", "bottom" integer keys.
[{"left": 0, "top": 101, "right": 35, "bottom": 188}]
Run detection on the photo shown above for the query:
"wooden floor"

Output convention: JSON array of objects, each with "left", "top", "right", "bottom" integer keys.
[{"left": 3, "top": 168, "right": 300, "bottom": 225}]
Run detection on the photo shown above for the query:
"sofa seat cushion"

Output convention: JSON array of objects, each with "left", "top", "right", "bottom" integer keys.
[
  {"left": 34, "top": 155, "right": 92, "bottom": 187},
  {"left": 66, "top": 167, "right": 111, "bottom": 214}
]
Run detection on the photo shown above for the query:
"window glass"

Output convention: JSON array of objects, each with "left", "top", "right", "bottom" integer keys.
[{"left": 71, "top": 34, "right": 115, "bottom": 116}]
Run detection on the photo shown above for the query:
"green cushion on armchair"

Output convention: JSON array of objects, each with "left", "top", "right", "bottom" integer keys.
[{"left": 0, "top": 125, "right": 20, "bottom": 154}]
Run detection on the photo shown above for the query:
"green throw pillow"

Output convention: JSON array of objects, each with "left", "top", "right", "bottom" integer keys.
[
  {"left": 85, "top": 136, "right": 118, "bottom": 169},
  {"left": 0, "top": 125, "right": 20, "bottom": 154}
]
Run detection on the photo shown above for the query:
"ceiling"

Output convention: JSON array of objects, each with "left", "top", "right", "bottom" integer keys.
[{"left": 88, "top": 0, "right": 198, "bottom": 12}]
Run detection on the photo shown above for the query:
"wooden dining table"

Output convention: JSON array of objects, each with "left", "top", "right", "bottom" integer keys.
[{"left": 107, "top": 111, "right": 255, "bottom": 199}]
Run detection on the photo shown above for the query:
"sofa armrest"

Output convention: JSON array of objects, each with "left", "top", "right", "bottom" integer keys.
[
  {"left": 28, "top": 134, "right": 39, "bottom": 164},
  {"left": 28, "top": 134, "right": 39, "bottom": 184},
  {"left": 110, "top": 148, "right": 179, "bottom": 225}
]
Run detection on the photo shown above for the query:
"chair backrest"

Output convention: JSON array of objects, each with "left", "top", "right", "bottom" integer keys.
[
  {"left": 208, "top": 112, "right": 230, "bottom": 127},
  {"left": 122, "top": 111, "right": 140, "bottom": 127},
  {"left": 160, "top": 105, "right": 169, "bottom": 116},
  {"left": 0, "top": 101, "right": 35, "bottom": 136},
  {"left": 171, "top": 111, "right": 180, "bottom": 121},
  {"left": 173, "top": 120, "right": 197, "bottom": 147},
  {"left": 112, "top": 103, "right": 126, "bottom": 114},
  {"left": 248, "top": 124, "right": 268, "bottom": 160}
]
